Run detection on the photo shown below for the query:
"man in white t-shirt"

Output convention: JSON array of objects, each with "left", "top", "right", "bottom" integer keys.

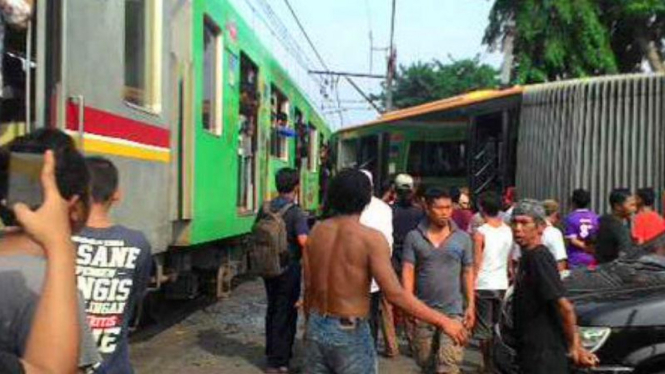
[
  {"left": 359, "top": 170, "right": 398, "bottom": 357},
  {"left": 542, "top": 199, "right": 568, "bottom": 271},
  {"left": 472, "top": 191, "right": 514, "bottom": 373}
]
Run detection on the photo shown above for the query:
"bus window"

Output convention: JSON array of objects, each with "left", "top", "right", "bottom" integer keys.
[
  {"left": 270, "top": 86, "right": 290, "bottom": 160},
  {"left": 339, "top": 139, "right": 358, "bottom": 169},
  {"left": 237, "top": 53, "right": 259, "bottom": 212},
  {"left": 407, "top": 141, "right": 466, "bottom": 178},
  {"left": 201, "top": 17, "right": 223, "bottom": 135}
]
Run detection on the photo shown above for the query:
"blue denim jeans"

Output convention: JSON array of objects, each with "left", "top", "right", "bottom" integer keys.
[{"left": 304, "top": 312, "right": 377, "bottom": 374}]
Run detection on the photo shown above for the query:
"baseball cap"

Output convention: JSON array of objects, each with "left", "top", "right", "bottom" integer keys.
[{"left": 395, "top": 174, "right": 414, "bottom": 190}]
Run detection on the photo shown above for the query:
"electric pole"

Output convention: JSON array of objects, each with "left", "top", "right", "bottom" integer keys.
[{"left": 385, "top": 0, "right": 397, "bottom": 111}]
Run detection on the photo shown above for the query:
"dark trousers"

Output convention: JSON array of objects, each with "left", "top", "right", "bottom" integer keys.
[{"left": 264, "top": 263, "right": 301, "bottom": 368}]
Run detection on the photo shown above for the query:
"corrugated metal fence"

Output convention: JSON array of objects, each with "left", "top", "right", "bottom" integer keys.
[{"left": 516, "top": 74, "right": 665, "bottom": 214}]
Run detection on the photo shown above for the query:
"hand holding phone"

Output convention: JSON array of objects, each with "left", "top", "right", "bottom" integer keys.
[
  {"left": 13, "top": 151, "right": 74, "bottom": 250},
  {"left": 6, "top": 149, "right": 45, "bottom": 210}
]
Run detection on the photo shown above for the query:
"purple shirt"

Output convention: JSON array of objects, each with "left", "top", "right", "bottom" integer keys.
[{"left": 564, "top": 209, "right": 599, "bottom": 268}]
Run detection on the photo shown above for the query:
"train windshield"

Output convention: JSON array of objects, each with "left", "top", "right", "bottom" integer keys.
[{"left": 407, "top": 141, "right": 466, "bottom": 178}]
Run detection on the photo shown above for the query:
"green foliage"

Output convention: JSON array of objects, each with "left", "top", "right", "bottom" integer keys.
[
  {"left": 599, "top": 0, "right": 665, "bottom": 72},
  {"left": 485, "top": 0, "right": 620, "bottom": 83},
  {"left": 485, "top": 0, "right": 665, "bottom": 82},
  {"left": 380, "top": 58, "right": 500, "bottom": 109}
]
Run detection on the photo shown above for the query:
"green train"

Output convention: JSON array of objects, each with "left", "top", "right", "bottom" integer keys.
[{"left": 2, "top": 0, "right": 331, "bottom": 299}]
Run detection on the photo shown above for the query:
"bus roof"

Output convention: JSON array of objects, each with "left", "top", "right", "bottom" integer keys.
[{"left": 339, "top": 86, "right": 524, "bottom": 133}]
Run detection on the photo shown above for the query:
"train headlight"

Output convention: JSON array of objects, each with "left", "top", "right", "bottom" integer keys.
[{"left": 579, "top": 327, "right": 611, "bottom": 353}]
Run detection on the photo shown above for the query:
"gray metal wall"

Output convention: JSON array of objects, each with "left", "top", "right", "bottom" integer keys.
[
  {"left": 63, "top": 0, "right": 176, "bottom": 252},
  {"left": 516, "top": 74, "right": 665, "bottom": 215}
]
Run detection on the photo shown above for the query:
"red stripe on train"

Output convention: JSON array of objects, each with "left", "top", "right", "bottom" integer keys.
[{"left": 66, "top": 104, "right": 170, "bottom": 148}]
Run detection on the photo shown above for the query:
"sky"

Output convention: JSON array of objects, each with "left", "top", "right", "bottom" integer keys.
[{"left": 233, "top": 0, "right": 503, "bottom": 129}]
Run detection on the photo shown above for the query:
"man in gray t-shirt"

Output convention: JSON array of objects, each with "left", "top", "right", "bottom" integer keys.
[
  {"left": 0, "top": 255, "right": 101, "bottom": 370},
  {"left": 402, "top": 188, "right": 474, "bottom": 374}
]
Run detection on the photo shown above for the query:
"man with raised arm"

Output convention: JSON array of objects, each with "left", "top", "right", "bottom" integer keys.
[{"left": 303, "top": 169, "right": 467, "bottom": 374}]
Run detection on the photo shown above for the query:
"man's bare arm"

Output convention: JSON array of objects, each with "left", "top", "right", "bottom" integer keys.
[
  {"left": 557, "top": 298, "right": 580, "bottom": 353},
  {"left": 369, "top": 233, "right": 467, "bottom": 345},
  {"left": 569, "top": 238, "right": 591, "bottom": 254},
  {"left": 463, "top": 266, "right": 475, "bottom": 329},
  {"left": 473, "top": 232, "right": 484, "bottom": 279},
  {"left": 402, "top": 263, "right": 415, "bottom": 295}
]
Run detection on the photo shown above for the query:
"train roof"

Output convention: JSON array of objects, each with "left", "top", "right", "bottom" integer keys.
[{"left": 338, "top": 86, "right": 524, "bottom": 134}]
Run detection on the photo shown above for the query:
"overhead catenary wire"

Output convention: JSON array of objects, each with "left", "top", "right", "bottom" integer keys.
[{"left": 282, "top": 0, "right": 381, "bottom": 117}]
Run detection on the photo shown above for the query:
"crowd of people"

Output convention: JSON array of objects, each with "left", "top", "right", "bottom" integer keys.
[{"left": 260, "top": 166, "right": 665, "bottom": 374}]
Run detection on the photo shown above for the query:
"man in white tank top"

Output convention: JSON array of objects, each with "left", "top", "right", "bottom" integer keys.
[{"left": 472, "top": 191, "right": 515, "bottom": 373}]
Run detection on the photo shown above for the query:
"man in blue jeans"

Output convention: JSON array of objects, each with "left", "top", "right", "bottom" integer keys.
[
  {"left": 303, "top": 169, "right": 468, "bottom": 374},
  {"left": 262, "top": 168, "right": 308, "bottom": 374}
]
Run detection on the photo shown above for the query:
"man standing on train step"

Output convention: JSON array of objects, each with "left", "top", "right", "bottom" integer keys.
[
  {"left": 260, "top": 168, "right": 309, "bottom": 374},
  {"left": 73, "top": 157, "right": 152, "bottom": 374}
]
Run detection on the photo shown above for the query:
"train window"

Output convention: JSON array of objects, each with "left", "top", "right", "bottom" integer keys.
[
  {"left": 238, "top": 53, "right": 259, "bottom": 213},
  {"left": 124, "top": 0, "right": 162, "bottom": 112},
  {"left": 308, "top": 126, "right": 319, "bottom": 172},
  {"left": 294, "top": 108, "right": 305, "bottom": 169},
  {"left": 202, "top": 17, "right": 223, "bottom": 135},
  {"left": 407, "top": 141, "right": 467, "bottom": 178},
  {"left": 270, "top": 86, "right": 290, "bottom": 161}
]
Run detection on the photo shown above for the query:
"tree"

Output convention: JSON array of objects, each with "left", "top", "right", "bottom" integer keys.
[
  {"left": 379, "top": 58, "right": 500, "bottom": 110},
  {"left": 600, "top": 0, "right": 665, "bottom": 73},
  {"left": 484, "top": 0, "right": 618, "bottom": 83},
  {"left": 485, "top": 0, "right": 665, "bottom": 83}
]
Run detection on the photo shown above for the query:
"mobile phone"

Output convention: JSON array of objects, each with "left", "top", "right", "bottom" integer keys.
[{"left": 6, "top": 150, "right": 45, "bottom": 210}]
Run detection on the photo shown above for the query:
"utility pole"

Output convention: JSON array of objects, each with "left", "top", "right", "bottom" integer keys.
[{"left": 385, "top": 0, "right": 397, "bottom": 111}]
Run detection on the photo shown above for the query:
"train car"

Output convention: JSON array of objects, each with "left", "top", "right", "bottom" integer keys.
[
  {"left": 334, "top": 88, "right": 523, "bottom": 195},
  {"left": 2, "top": 0, "right": 331, "bottom": 299},
  {"left": 336, "top": 74, "right": 665, "bottom": 215}
]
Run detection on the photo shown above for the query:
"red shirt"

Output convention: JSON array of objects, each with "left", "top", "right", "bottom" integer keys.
[
  {"left": 452, "top": 209, "right": 473, "bottom": 232},
  {"left": 632, "top": 210, "right": 665, "bottom": 244}
]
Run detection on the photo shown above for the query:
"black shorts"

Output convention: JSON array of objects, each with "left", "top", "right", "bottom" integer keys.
[{"left": 474, "top": 290, "right": 505, "bottom": 341}]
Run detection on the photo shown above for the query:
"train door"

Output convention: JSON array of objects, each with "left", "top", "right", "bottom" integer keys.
[
  {"left": 170, "top": 0, "right": 194, "bottom": 223},
  {"left": 238, "top": 54, "right": 259, "bottom": 213},
  {"left": 468, "top": 112, "right": 506, "bottom": 196}
]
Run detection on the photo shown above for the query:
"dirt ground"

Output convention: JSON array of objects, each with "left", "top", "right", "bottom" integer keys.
[{"left": 130, "top": 278, "right": 481, "bottom": 374}]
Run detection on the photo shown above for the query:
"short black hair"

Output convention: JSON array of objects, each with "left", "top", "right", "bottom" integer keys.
[
  {"left": 637, "top": 187, "right": 655, "bottom": 207},
  {"left": 380, "top": 179, "right": 394, "bottom": 197},
  {"left": 0, "top": 128, "right": 90, "bottom": 224},
  {"left": 479, "top": 191, "right": 502, "bottom": 217},
  {"left": 572, "top": 189, "right": 591, "bottom": 209},
  {"left": 276, "top": 112, "right": 288, "bottom": 122},
  {"left": 275, "top": 168, "right": 299, "bottom": 194},
  {"left": 450, "top": 187, "right": 461, "bottom": 204},
  {"left": 325, "top": 169, "right": 371, "bottom": 215},
  {"left": 609, "top": 188, "right": 631, "bottom": 208},
  {"left": 424, "top": 187, "right": 451, "bottom": 206},
  {"left": 86, "top": 156, "right": 119, "bottom": 203}
]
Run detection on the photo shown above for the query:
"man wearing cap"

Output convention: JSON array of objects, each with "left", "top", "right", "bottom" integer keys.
[
  {"left": 391, "top": 174, "right": 425, "bottom": 351},
  {"left": 511, "top": 199, "right": 598, "bottom": 373},
  {"left": 359, "top": 170, "right": 399, "bottom": 357}
]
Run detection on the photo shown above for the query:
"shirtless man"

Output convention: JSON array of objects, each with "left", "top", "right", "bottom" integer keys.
[{"left": 304, "top": 169, "right": 467, "bottom": 374}]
